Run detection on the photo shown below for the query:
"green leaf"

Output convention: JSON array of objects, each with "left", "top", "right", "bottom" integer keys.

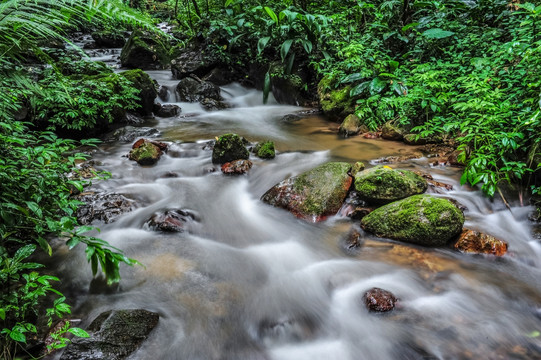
[
  {"left": 0, "top": 309, "right": 5, "bottom": 321},
  {"left": 369, "top": 77, "right": 387, "bottom": 95},
  {"left": 9, "top": 329, "right": 26, "bottom": 343},
  {"left": 301, "top": 39, "right": 313, "bottom": 54},
  {"left": 68, "top": 327, "right": 90, "bottom": 338},
  {"left": 280, "top": 39, "right": 294, "bottom": 63},
  {"left": 285, "top": 53, "right": 295, "bottom": 75},
  {"left": 422, "top": 28, "right": 455, "bottom": 39},
  {"left": 350, "top": 81, "right": 370, "bottom": 97},
  {"left": 257, "top": 37, "right": 271, "bottom": 55},
  {"left": 264, "top": 7, "right": 278, "bottom": 25}
]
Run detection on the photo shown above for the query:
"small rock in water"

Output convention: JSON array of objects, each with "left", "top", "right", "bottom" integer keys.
[
  {"left": 338, "top": 191, "right": 374, "bottom": 220},
  {"left": 128, "top": 138, "right": 168, "bottom": 166},
  {"left": 212, "top": 133, "right": 249, "bottom": 164},
  {"left": 340, "top": 225, "right": 365, "bottom": 255},
  {"left": 363, "top": 287, "right": 398, "bottom": 313},
  {"left": 153, "top": 103, "right": 181, "bottom": 118},
  {"left": 158, "top": 85, "right": 169, "bottom": 101},
  {"left": 221, "top": 159, "right": 253, "bottom": 175},
  {"left": 253, "top": 140, "right": 275, "bottom": 159},
  {"left": 76, "top": 192, "right": 137, "bottom": 225},
  {"left": 145, "top": 209, "right": 197, "bottom": 232},
  {"left": 454, "top": 229, "right": 508, "bottom": 256}
]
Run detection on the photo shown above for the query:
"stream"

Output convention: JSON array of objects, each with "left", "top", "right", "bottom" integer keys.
[{"left": 47, "top": 41, "right": 541, "bottom": 359}]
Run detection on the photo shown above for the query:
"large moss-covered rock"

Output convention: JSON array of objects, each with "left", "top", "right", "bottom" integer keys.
[
  {"left": 120, "top": 30, "right": 170, "bottom": 70},
  {"left": 354, "top": 166, "right": 428, "bottom": 204},
  {"left": 60, "top": 309, "right": 159, "bottom": 360},
  {"left": 92, "top": 30, "right": 125, "bottom": 48},
  {"left": 176, "top": 77, "right": 221, "bottom": 103},
  {"left": 317, "top": 76, "right": 355, "bottom": 122},
  {"left": 381, "top": 121, "right": 408, "bottom": 141},
  {"left": 261, "top": 162, "right": 352, "bottom": 221},
  {"left": 212, "top": 133, "right": 249, "bottom": 164},
  {"left": 120, "top": 69, "right": 157, "bottom": 116},
  {"left": 338, "top": 114, "right": 362, "bottom": 137},
  {"left": 361, "top": 194, "right": 465, "bottom": 246}
]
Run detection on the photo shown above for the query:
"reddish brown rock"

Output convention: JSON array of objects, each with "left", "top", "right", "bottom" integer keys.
[
  {"left": 221, "top": 159, "right": 253, "bottom": 175},
  {"left": 363, "top": 288, "right": 398, "bottom": 313},
  {"left": 146, "top": 209, "right": 197, "bottom": 232},
  {"left": 454, "top": 229, "right": 508, "bottom": 256},
  {"left": 363, "top": 132, "right": 380, "bottom": 139}
]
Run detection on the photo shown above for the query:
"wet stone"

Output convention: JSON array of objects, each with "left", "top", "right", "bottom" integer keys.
[
  {"left": 338, "top": 191, "right": 374, "bottom": 220},
  {"left": 363, "top": 287, "right": 398, "bottom": 313},
  {"left": 454, "top": 229, "right": 508, "bottom": 256},
  {"left": 60, "top": 309, "right": 159, "bottom": 360},
  {"left": 145, "top": 209, "right": 197, "bottom": 232},
  {"left": 340, "top": 225, "right": 365, "bottom": 255},
  {"left": 221, "top": 159, "right": 253, "bottom": 175},
  {"left": 153, "top": 103, "right": 181, "bottom": 118},
  {"left": 76, "top": 192, "right": 137, "bottom": 225},
  {"left": 105, "top": 126, "right": 160, "bottom": 143}
]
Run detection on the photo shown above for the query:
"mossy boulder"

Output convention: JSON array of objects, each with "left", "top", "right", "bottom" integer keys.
[
  {"left": 361, "top": 194, "right": 465, "bottom": 246},
  {"left": 317, "top": 75, "right": 355, "bottom": 122},
  {"left": 120, "top": 30, "right": 170, "bottom": 70},
  {"left": 354, "top": 166, "right": 428, "bottom": 204},
  {"left": 261, "top": 162, "right": 353, "bottom": 222},
  {"left": 338, "top": 114, "right": 362, "bottom": 137},
  {"left": 128, "top": 139, "right": 167, "bottom": 165},
  {"left": 381, "top": 121, "right": 408, "bottom": 141},
  {"left": 171, "top": 48, "right": 217, "bottom": 79},
  {"left": 92, "top": 30, "right": 125, "bottom": 48},
  {"left": 254, "top": 141, "right": 276, "bottom": 159},
  {"left": 212, "top": 133, "right": 249, "bottom": 164},
  {"left": 120, "top": 69, "right": 157, "bottom": 116}
]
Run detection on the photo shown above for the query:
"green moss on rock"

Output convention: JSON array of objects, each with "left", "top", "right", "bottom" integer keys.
[
  {"left": 254, "top": 141, "right": 275, "bottom": 159},
  {"left": 120, "top": 30, "right": 170, "bottom": 70},
  {"left": 317, "top": 75, "right": 355, "bottom": 122},
  {"left": 354, "top": 165, "right": 428, "bottom": 204},
  {"left": 261, "top": 162, "right": 353, "bottom": 221},
  {"left": 212, "top": 133, "right": 249, "bottom": 164},
  {"left": 339, "top": 114, "right": 362, "bottom": 137},
  {"left": 120, "top": 69, "right": 157, "bottom": 116},
  {"left": 129, "top": 142, "right": 161, "bottom": 165},
  {"left": 361, "top": 194, "right": 465, "bottom": 246}
]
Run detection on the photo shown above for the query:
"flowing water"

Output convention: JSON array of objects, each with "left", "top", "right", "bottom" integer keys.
[{"left": 47, "top": 65, "right": 541, "bottom": 359}]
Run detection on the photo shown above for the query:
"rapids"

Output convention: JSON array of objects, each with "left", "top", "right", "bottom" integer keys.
[{"left": 47, "top": 66, "right": 541, "bottom": 359}]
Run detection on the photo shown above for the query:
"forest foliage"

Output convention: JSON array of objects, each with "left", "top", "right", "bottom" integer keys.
[{"left": 0, "top": 0, "right": 540, "bottom": 358}]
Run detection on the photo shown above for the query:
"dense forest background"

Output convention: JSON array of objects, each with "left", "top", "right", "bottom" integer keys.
[{"left": 1, "top": 0, "right": 540, "bottom": 358}]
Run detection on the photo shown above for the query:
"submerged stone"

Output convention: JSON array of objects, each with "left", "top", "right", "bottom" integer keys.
[
  {"left": 212, "top": 133, "right": 249, "bottom": 164},
  {"left": 354, "top": 166, "right": 428, "bottom": 204},
  {"left": 361, "top": 194, "right": 465, "bottom": 247},
  {"left": 60, "top": 309, "right": 159, "bottom": 360},
  {"left": 261, "top": 162, "right": 352, "bottom": 222},
  {"left": 454, "top": 229, "right": 508, "bottom": 256}
]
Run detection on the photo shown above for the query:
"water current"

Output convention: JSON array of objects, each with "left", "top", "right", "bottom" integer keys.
[{"left": 47, "top": 43, "right": 541, "bottom": 360}]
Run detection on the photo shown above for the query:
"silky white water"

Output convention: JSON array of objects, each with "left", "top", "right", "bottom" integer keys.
[{"left": 47, "top": 71, "right": 541, "bottom": 360}]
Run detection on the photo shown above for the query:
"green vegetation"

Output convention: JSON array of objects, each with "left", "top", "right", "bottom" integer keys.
[
  {"left": 0, "top": 0, "right": 155, "bottom": 358},
  {"left": 1, "top": 0, "right": 541, "bottom": 357}
]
